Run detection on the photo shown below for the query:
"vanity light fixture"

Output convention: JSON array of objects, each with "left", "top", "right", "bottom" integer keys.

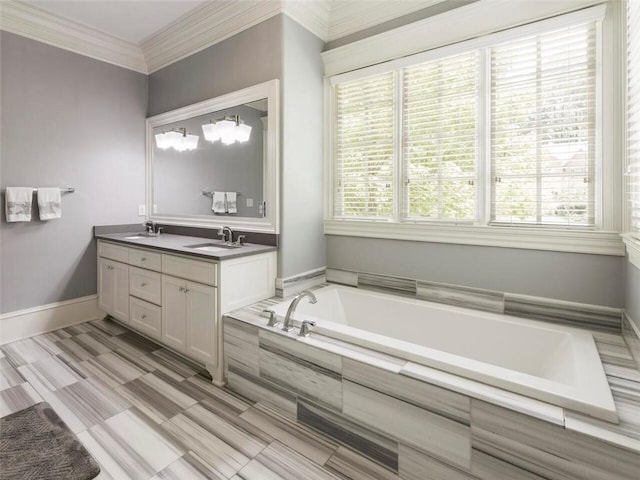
[
  {"left": 155, "top": 128, "right": 199, "bottom": 152},
  {"left": 202, "top": 115, "right": 252, "bottom": 145}
]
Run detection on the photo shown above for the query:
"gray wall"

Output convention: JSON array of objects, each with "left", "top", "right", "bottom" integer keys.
[
  {"left": 279, "top": 16, "right": 326, "bottom": 278},
  {"left": 327, "top": 236, "right": 624, "bottom": 307},
  {"left": 625, "top": 258, "right": 640, "bottom": 329},
  {"left": 153, "top": 106, "right": 264, "bottom": 218},
  {"left": 148, "top": 15, "right": 282, "bottom": 116},
  {"left": 0, "top": 32, "right": 148, "bottom": 314},
  {"left": 149, "top": 14, "right": 326, "bottom": 280},
  {"left": 323, "top": 1, "right": 625, "bottom": 310}
]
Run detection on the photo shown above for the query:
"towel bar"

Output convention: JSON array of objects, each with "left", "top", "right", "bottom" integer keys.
[
  {"left": 1, "top": 187, "right": 75, "bottom": 194},
  {"left": 201, "top": 190, "right": 241, "bottom": 198}
]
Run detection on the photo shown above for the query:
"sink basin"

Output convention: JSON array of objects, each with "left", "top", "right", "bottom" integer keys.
[
  {"left": 185, "top": 242, "right": 241, "bottom": 252},
  {"left": 125, "top": 233, "right": 156, "bottom": 240}
]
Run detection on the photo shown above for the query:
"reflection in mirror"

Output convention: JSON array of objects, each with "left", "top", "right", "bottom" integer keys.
[
  {"left": 146, "top": 79, "right": 279, "bottom": 233},
  {"left": 153, "top": 102, "right": 267, "bottom": 218}
]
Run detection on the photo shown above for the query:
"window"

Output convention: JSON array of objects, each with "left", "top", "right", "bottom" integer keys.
[
  {"left": 403, "top": 51, "right": 478, "bottom": 221},
  {"left": 628, "top": 0, "right": 640, "bottom": 238},
  {"left": 334, "top": 72, "right": 395, "bottom": 219},
  {"left": 330, "top": 11, "right": 602, "bottom": 230},
  {"left": 491, "top": 24, "right": 596, "bottom": 226}
]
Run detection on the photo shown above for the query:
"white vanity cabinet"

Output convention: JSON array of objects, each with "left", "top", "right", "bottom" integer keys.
[
  {"left": 161, "top": 276, "right": 216, "bottom": 364},
  {"left": 97, "top": 239, "right": 276, "bottom": 382},
  {"left": 97, "top": 244, "right": 129, "bottom": 324}
]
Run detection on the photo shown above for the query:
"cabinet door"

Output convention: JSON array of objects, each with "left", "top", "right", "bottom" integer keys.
[
  {"left": 185, "top": 281, "right": 216, "bottom": 364},
  {"left": 112, "top": 261, "right": 130, "bottom": 323},
  {"left": 161, "top": 275, "right": 186, "bottom": 352},
  {"left": 98, "top": 257, "right": 114, "bottom": 314},
  {"left": 98, "top": 257, "right": 129, "bottom": 323}
]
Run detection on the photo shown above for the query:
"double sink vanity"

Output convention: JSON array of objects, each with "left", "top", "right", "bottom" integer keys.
[
  {"left": 95, "top": 230, "right": 276, "bottom": 385},
  {"left": 96, "top": 79, "right": 281, "bottom": 384}
]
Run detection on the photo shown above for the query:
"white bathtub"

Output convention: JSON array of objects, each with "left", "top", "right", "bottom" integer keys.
[{"left": 270, "top": 284, "right": 618, "bottom": 423}]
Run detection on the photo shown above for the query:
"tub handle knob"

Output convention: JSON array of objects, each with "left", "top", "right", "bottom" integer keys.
[
  {"left": 299, "top": 320, "right": 317, "bottom": 337},
  {"left": 263, "top": 309, "right": 280, "bottom": 328}
]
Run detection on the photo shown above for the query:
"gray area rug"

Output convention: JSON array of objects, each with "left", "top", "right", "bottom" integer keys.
[{"left": 0, "top": 402, "right": 100, "bottom": 480}]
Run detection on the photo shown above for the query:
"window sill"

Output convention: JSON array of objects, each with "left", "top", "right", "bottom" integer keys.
[
  {"left": 324, "top": 219, "right": 625, "bottom": 256},
  {"left": 622, "top": 234, "right": 640, "bottom": 269}
]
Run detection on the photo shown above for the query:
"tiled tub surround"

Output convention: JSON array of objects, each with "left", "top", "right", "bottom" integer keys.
[
  {"left": 622, "top": 314, "right": 640, "bottom": 370},
  {"left": 326, "top": 268, "right": 623, "bottom": 333},
  {"left": 267, "top": 285, "right": 616, "bottom": 422},
  {"left": 223, "top": 305, "right": 640, "bottom": 480}
]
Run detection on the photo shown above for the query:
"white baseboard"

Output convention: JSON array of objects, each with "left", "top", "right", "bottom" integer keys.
[{"left": 0, "top": 295, "right": 101, "bottom": 345}]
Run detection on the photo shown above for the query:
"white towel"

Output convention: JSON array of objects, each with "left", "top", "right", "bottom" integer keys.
[
  {"left": 37, "top": 187, "right": 62, "bottom": 220},
  {"left": 212, "top": 191, "right": 226, "bottom": 213},
  {"left": 226, "top": 191, "right": 237, "bottom": 214},
  {"left": 5, "top": 187, "right": 33, "bottom": 222}
]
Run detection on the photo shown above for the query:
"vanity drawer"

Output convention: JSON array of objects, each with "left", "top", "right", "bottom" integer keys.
[
  {"left": 162, "top": 254, "right": 217, "bottom": 286},
  {"left": 98, "top": 241, "right": 129, "bottom": 263},
  {"left": 129, "top": 266, "right": 162, "bottom": 304},
  {"left": 129, "top": 297, "right": 161, "bottom": 341},
  {"left": 129, "top": 248, "right": 162, "bottom": 272}
]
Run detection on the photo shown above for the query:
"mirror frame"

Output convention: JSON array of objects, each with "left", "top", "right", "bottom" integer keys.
[{"left": 146, "top": 79, "right": 279, "bottom": 233}]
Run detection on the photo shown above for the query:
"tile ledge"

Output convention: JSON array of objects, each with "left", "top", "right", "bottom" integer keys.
[
  {"left": 400, "top": 362, "right": 566, "bottom": 426},
  {"left": 224, "top": 311, "right": 407, "bottom": 374},
  {"left": 565, "top": 412, "right": 640, "bottom": 453}
]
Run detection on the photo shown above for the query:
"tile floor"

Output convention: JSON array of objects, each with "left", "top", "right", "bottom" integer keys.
[{"left": 0, "top": 318, "right": 396, "bottom": 480}]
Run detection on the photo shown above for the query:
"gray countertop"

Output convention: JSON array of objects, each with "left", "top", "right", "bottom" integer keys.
[{"left": 95, "top": 231, "right": 277, "bottom": 261}]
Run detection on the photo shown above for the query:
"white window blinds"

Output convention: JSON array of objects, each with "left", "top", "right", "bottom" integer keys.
[
  {"left": 330, "top": 9, "right": 603, "bottom": 231},
  {"left": 403, "top": 51, "right": 478, "bottom": 221},
  {"left": 491, "top": 22, "right": 597, "bottom": 226},
  {"left": 628, "top": 0, "right": 640, "bottom": 236},
  {"left": 334, "top": 72, "right": 395, "bottom": 219}
]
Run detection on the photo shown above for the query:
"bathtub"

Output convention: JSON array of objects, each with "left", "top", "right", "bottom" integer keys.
[{"left": 269, "top": 284, "right": 618, "bottom": 423}]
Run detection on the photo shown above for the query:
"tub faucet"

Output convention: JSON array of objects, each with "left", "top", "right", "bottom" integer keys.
[
  {"left": 299, "top": 320, "right": 316, "bottom": 337},
  {"left": 283, "top": 291, "right": 317, "bottom": 333}
]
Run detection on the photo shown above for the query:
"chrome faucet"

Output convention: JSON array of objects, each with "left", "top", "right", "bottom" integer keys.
[
  {"left": 299, "top": 320, "right": 316, "bottom": 337},
  {"left": 283, "top": 291, "right": 317, "bottom": 332},
  {"left": 144, "top": 220, "right": 157, "bottom": 236},
  {"left": 218, "top": 226, "right": 234, "bottom": 243},
  {"left": 263, "top": 309, "right": 280, "bottom": 327}
]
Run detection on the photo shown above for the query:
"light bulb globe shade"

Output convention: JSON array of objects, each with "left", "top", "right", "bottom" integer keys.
[
  {"left": 172, "top": 142, "right": 188, "bottom": 152},
  {"left": 237, "top": 123, "right": 252, "bottom": 143},
  {"left": 184, "top": 133, "right": 199, "bottom": 150},
  {"left": 202, "top": 122, "right": 221, "bottom": 142},
  {"left": 164, "top": 130, "right": 182, "bottom": 149},
  {"left": 155, "top": 132, "right": 172, "bottom": 149},
  {"left": 218, "top": 119, "right": 237, "bottom": 145}
]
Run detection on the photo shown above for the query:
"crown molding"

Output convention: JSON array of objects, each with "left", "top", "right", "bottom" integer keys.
[
  {"left": 282, "top": 0, "right": 331, "bottom": 41},
  {"left": 0, "top": 0, "right": 147, "bottom": 73},
  {"left": 141, "top": 0, "right": 283, "bottom": 74},
  {"left": 1, "top": 0, "right": 477, "bottom": 75}
]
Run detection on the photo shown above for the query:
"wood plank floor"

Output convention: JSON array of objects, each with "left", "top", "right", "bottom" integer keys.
[{"left": 0, "top": 318, "right": 398, "bottom": 480}]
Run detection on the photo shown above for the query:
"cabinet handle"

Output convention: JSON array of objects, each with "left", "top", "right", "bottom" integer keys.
[
  {"left": 178, "top": 286, "right": 184, "bottom": 292},
  {"left": 184, "top": 288, "right": 189, "bottom": 293},
  {"left": 107, "top": 265, "right": 114, "bottom": 270},
  {"left": 141, "top": 257, "right": 147, "bottom": 262},
  {"left": 141, "top": 314, "right": 147, "bottom": 319},
  {"left": 141, "top": 282, "right": 147, "bottom": 287}
]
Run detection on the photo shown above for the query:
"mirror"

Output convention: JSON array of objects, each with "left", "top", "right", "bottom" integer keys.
[{"left": 146, "top": 80, "right": 279, "bottom": 233}]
